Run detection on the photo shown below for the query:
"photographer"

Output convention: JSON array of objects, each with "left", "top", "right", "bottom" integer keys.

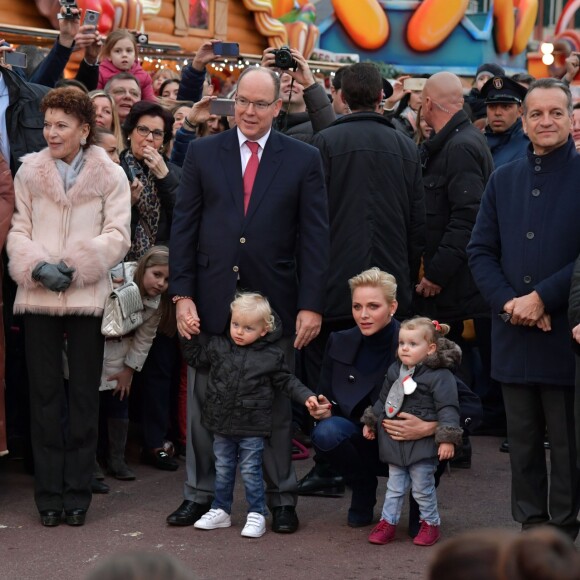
[
  {"left": 262, "top": 46, "right": 335, "bottom": 142},
  {"left": 28, "top": 4, "right": 102, "bottom": 89},
  {"left": 176, "top": 39, "right": 221, "bottom": 104}
]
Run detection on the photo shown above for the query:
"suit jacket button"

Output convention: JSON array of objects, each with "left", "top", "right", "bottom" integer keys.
[
  {"left": 233, "top": 266, "right": 239, "bottom": 273},
  {"left": 240, "top": 237, "right": 246, "bottom": 244},
  {"left": 348, "top": 375, "right": 355, "bottom": 383},
  {"left": 523, "top": 275, "right": 532, "bottom": 284},
  {"left": 526, "top": 231, "right": 535, "bottom": 239}
]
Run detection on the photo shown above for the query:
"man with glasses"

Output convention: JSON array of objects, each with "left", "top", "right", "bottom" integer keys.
[
  {"left": 105, "top": 72, "right": 141, "bottom": 124},
  {"left": 168, "top": 66, "right": 329, "bottom": 534}
]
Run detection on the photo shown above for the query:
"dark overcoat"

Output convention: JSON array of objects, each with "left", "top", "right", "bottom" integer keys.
[
  {"left": 468, "top": 138, "right": 580, "bottom": 386},
  {"left": 419, "top": 110, "right": 493, "bottom": 321}
]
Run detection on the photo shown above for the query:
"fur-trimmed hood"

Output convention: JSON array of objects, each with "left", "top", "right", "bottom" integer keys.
[{"left": 422, "top": 338, "right": 462, "bottom": 371}]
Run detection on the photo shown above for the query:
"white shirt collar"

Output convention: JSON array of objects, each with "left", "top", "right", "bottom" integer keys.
[
  {"left": 237, "top": 127, "right": 271, "bottom": 151},
  {"left": 0, "top": 72, "right": 8, "bottom": 96}
]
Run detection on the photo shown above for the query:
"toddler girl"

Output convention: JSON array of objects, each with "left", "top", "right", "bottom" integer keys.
[
  {"left": 180, "top": 292, "right": 321, "bottom": 538},
  {"left": 97, "top": 29, "right": 156, "bottom": 101},
  {"left": 362, "top": 317, "right": 463, "bottom": 547},
  {"left": 99, "top": 246, "right": 171, "bottom": 480}
]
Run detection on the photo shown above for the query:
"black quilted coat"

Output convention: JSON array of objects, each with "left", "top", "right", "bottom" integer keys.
[{"left": 180, "top": 322, "right": 314, "bottom": 437}]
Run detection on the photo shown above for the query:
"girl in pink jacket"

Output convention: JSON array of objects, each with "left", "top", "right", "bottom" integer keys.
[{"left": 97, "top": 29, "right": 156, "bottom": 102}]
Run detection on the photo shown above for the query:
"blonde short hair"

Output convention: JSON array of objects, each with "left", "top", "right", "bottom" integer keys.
[
  {"left": 230, "top": 292, "right": 275, "bottom": 333},
  {"left": 348, "top": 267, "right": 397, "bottom": 304}
]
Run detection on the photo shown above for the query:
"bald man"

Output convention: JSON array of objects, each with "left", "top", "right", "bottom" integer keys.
[{"left": 416, "top": 72, "right": 493, "bottom": 402}]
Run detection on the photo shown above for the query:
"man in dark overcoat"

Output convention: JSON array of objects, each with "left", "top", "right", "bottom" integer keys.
[{"left": 468, "top": 78, "right": 580, "bottom": 540}]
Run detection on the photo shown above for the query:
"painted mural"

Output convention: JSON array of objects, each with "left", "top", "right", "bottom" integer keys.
[{"left": 245, "top": 0, "right": 540, "bottom": 75}]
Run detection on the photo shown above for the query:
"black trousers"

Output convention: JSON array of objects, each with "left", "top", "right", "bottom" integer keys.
[
  {"left": 502, "top": 382, "right": 580, "bottom": 539},
  {"left": 138, "top": 332, "right": 179, "bottom": 450},
  {"left": 24, "top": 314, "right": 104, "bottom": 512}
]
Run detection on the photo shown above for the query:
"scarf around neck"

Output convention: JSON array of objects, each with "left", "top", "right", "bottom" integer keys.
[
  {"left": 123, "top": 149, "right": 160, "bottom": 261},
  {"left": 55, "top": 148, "right": 85, "bottom": 191}
]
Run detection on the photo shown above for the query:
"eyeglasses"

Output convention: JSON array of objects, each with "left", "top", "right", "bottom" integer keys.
[
  {"left": 135, "top": 125, "right": 164, "bottom": 139},
  {"left": 110, "top": 88, "right": 141, "bottom": 98},
  {"left": 234, "top": 96, "right": 277, "bottom": 111}
]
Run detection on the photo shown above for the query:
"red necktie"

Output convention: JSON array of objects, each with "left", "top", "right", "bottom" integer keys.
[{"left": 243, "top": 141, "right": 260, "bottom": 214}]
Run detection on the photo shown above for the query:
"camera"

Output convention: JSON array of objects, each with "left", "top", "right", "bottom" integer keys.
[
  {"left": 134, "top": 32, "right": 149, "bottom": 45},
  {"left": 273, "top": 46, "right": 297, "bottom": 71},
  {"left": 58, "top": 0, "right": 78, "bottom": 20}
]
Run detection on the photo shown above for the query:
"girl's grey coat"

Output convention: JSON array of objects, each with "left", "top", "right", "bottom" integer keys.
[{"left": 362, "top": 338, "right": 463, "bottom": 466}]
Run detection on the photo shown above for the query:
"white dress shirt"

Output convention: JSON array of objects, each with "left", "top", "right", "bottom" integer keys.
[{"left": 237, "top": 127, "right": 270, "bottom": 174}]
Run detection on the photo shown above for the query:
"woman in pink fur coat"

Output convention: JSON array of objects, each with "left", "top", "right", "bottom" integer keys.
[{"left": 6, "top": 88, "right": 131, "bottom": 528}]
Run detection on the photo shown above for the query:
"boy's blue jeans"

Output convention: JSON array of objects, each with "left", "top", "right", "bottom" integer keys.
[
  {"left": 381, "top": 458, "right": 440, "bottom": 526},
  {"left": 212, "top": 434, "right": 268, "bottom": 517}
]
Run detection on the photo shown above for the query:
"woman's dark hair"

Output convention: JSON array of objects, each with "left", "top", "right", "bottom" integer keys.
[
  {"left": 55, "top": 78, "right": 89, "bottom": 94},
  {"left": 159, "top": 78, "right": 180, "bottom": 98},
  {"left": 41, "top": 87, "right": 97, "bottom": 148},
  {"left": 122, "top": 100, "right": 174, "bottom": 145}
]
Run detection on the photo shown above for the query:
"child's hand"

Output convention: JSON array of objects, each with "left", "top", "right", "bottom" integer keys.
[
  {"left": 363, "top": 425, "right": 376, "bottom": 440},
  {"left": 307, "top": 394, "right": 332, "bottom": 421},
  {"left": 438, "top": 442, "right": 455, "bottom": 461},
  {"left": 109, "top": 366, "right": 135, "bottom": 401},
  {"left": 304, "top": 396, "right": 318, "bottom": 411}
]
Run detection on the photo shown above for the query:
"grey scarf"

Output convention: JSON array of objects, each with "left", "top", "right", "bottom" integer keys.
[
  {"left": 384, "top": 365, "right": 417, "bottom": 419},
  {"left": 55, "top": 148, "right": 85, "bottom": 191}
]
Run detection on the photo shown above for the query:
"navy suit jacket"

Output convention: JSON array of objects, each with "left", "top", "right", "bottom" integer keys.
[{"left": 169, "top": 128, "right": 329, "bottom": 336}]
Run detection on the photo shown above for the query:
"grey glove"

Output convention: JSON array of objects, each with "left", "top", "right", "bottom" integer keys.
[{"left": 32, "top": 261, "right": 75, "bottom": 292}]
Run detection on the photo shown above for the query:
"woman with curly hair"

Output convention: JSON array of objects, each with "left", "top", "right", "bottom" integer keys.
[{"left": 6, "top": 87, "right": 131, "bottom": 527}]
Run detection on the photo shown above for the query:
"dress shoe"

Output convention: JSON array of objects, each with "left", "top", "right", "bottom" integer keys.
[
  {"left": 141, "top": 448, "right": 179, "bottom": 471},
  {"left": 271, "top": 506, "right": 299, "bottom": 534},
  {"left": 296, "top": 466, "right": 345, "bottom": 497},
  {"left": 166, "top": 500, "right": 212, "bottom": 526},
  {"left": 91, "top": 478, "right": 110, "bottom": 494},
  {"left": 65, "top": 508, "right": 87, "bottom": 526},
  {"left": 40, "top": 510, "right": 61, "bottom": 527}
]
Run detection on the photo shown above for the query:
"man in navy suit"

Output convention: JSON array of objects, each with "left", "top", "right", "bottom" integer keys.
[{"left": 167, "top": 66, "right": 329, "bottom": 533}]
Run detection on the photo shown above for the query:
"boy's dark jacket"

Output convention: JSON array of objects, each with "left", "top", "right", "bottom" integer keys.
[
  {"left": 180, "top": 317, "right": 315, "bottom": 437},
  {"left": 362, "top": 338, "right": 463, "bottom": 466}
]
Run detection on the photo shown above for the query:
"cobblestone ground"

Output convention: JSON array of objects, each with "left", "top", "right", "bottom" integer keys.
[{"left": 1, "top": 436, "right": 575, "bottom": 580}]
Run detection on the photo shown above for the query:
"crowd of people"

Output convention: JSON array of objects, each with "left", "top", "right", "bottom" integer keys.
[{"left": 1, "top": 5, "right": 580, "bottom": 565}]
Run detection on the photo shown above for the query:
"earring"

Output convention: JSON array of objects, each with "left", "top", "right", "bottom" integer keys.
[{"left": 80, "top": 137, "right": 87, "bottom": 146}]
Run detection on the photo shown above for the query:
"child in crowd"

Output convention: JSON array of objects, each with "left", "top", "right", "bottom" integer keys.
[
  {"left": 362, "top": 317, "right": 463, "bottom": 547},
  {"left": 98, "top": 246, "right": 171, "bottom": 481},
  {"left": 180, "top": 292, "right": 321, "bottom": 538},
  {"left": 94, "top": 127, "right": 120, "bottom": 164},
  {"left": 97, "top": 29, "right": 155, "bottom": 101}
]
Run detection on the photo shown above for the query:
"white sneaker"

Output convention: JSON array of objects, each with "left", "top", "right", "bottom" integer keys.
[
  {"left": 241, "top": 512, "right": 266, "bottom": 538},
  {"left": 194, "top": 508, "right": 231, "bottom": 530}
]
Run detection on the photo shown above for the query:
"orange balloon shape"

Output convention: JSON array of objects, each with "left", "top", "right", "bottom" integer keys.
[
  {"left": 407, "top": 0, "right": 469, "bottom": 52},
  {"left": 494, "top": 0, "right": 516, "bottom": 54},
  {"left": 332, "top": 0, "right": 389, "bottom": 50},
  {"left": 511, "top": 0, "right": 539, "bottom": 55}
]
